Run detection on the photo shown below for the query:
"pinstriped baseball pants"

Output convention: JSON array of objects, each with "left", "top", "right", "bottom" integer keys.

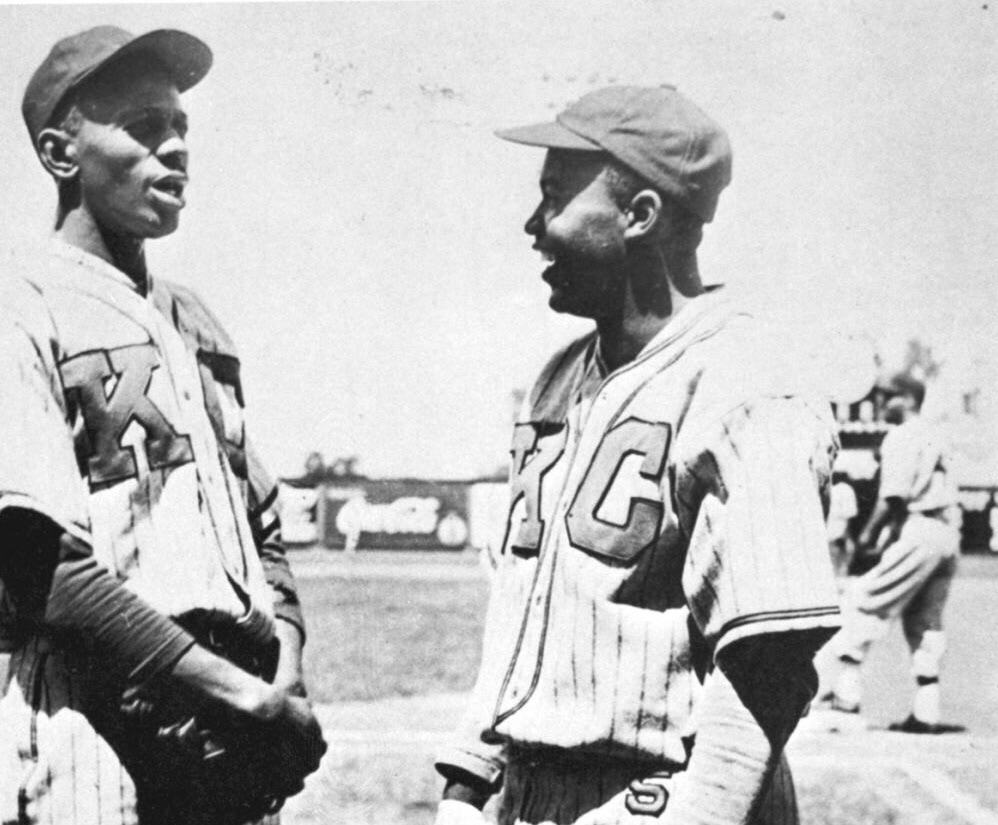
[
  {"left": 0, "top": 638, "right": 280, "bottom": 825},
  {"left": 498, "top": 748, "right": 798, "bottom": 825},
  {"left": 0, "top": 638, "right": 139, "bottom": 825}
]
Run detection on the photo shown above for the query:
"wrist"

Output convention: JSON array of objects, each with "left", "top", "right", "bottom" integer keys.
[
  {"left": 246, "top": 679, "right": 286, "bottom": 721},
  {"left": 273, "top": 669, "right": 308, "bottom": 698}
]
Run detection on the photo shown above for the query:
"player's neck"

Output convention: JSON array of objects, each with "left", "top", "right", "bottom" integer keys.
[
  {"left": 595, "top": 253, "right": 704, "bottom": 371},
  {"left": 53, "top": 208, "right": 149, "bottom": 289}
]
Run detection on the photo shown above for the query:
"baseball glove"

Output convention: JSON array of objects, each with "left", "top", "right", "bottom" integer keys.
[{"left": 111, "top": 613, "right": 319, "bottom": 823}]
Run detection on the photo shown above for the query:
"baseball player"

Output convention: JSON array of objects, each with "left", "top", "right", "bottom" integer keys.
[
  {"left": 822, "top": 375, "right": 961, "bottom": 733},
  {"left": 0, "top": 26, "right": 325, "bottom": 825},
  {"left": 433, "top": 85, "right": 841, "bottom": 825}
]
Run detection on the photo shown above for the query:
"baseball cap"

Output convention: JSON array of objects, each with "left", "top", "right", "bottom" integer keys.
[
  {"left": 22, "top": 26, "right": 212, "bottom": 144},
  {"left": 496, "top": 85, "right": 732, "bottom": 222},
  {"left": 884, "top": 372, "right": 926, "bottom": 407}
]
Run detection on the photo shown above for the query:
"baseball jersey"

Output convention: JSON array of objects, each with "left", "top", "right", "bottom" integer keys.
[
  {"left": 0, "top": 239, "right": 285, "bottom": 645},
  {"left": 438, "top": 289, "right": 840, "bottom": 783},
  {"left": 878, "top": 418, "right": 957, "bottom": 514},
  {"left": 0, "top": 240, "right": 301, "bottom": 825}
]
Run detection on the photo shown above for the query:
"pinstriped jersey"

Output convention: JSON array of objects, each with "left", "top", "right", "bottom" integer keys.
[
  {"left": 439, "top": 289, "right": 840, "bottom": 780},
  {"left": 0, "top": 241, "right": 275, "bottom": 643}
]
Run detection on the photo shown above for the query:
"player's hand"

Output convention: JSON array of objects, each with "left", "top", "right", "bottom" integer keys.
[
  {"left": 262, "top": 691, "right": 328, "bottom": 797},
  {"left": 573, "top": 773, "right": 674, "bottom": 825},
  {"left": 434, "top": 799, "right": 488, "bottom": 825}
]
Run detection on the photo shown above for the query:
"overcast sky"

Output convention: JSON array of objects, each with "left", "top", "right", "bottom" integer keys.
[{"left": 1, "top": 1, "right": 995, "bottom": 479}]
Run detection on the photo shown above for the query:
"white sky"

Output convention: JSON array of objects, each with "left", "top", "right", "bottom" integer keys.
[{"left": 1, "top": 1, "right": 995, "bottom": 479}]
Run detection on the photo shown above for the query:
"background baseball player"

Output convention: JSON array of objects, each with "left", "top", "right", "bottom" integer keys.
[
  {"left": 0, "top": 26, "right": 325, "bottom": 825},
  {"left": 821, "top": 374, "right": 962, "bottom": 733},
  {"left": 433, "top": 85, "right": 841, "bottom": 825}
]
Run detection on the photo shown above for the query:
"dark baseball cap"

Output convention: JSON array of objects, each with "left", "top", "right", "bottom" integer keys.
[
  {"left": 496, "top": 85, "right": 732, "bottom": 222},
  {"left": 22, "top": 25, "right": 212, "bottom": 144}
]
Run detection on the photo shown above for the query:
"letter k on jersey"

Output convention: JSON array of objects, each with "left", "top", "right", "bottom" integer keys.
[
  {"left": 60, "top": 344, "right": 194, "bottom": 487},
  {"left": 504, "top": 422, "right": 567, "bottom": 558}
]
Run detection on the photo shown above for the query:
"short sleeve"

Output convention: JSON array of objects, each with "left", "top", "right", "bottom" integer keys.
[
  {"left": 877, "top": 427, "right": 918, "bottom": 501},
  {"left": 0, "top": 299, "right": 89, "bottom": 539},
  {"left": 676, "top": 396, "right": 841, "bottom": 658},
  {"left": 843, "top": 485, "right": 858, "bottom": 519}
]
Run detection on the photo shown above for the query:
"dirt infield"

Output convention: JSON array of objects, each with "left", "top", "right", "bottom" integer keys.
[{"left": 284, "top": 691, "right": 998, "bottom": 825}]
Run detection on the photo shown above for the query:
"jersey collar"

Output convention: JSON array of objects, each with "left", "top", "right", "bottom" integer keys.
[
  {"left": 49, "top": 238, "right": 154, "bottom": 296},
  {"left": 593, "top": 286, "right": 741, "bottom": 380}
]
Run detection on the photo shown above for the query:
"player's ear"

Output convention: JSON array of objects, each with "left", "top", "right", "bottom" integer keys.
[
  {"left": 36, "top": 128, "right": 79, "bottom": 182},
  {"left": 623, "top": 189, "right": 663, "bottom": 241}
]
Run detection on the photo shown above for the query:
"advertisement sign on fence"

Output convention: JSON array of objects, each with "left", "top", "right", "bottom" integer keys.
[
  {"left": 276, "top": 478, "right": 482, "bottom": 550},
  {"left": 323, "top": 479, "right": 470, "bottom": 549}
]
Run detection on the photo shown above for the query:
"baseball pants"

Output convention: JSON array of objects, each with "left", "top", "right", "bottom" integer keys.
[
  {"left": 0, "top": 637, "right": 140, "bottom": 825},
  {"left": 834, "top": 513, "right": 958, "bottom": 677},
  {"left": 0, "top": 637, "right": 279, "bottom": 825},
  {"left": 498, "top": 747, "right": 798, "bottom": 825}
]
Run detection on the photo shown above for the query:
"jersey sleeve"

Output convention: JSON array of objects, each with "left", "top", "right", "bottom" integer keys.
[
  {"left": 246, "top": 439, "right": 305, "bottom": 639},
  {"left": 876, "top": 426, "right": 919, "bottom": 501},
  {"left": 0, "top": 287, "right": 89, "bottom": 540},
  {"left": 842, "top": 485, "right": 858, "bottom": 520},
  {"left": 675, "top": 395, "right": 841, "bottom": 658}
]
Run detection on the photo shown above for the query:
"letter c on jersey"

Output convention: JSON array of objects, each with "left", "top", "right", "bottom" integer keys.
[
  {"left": 566, "top": 418, "right": 671, "bottom": 562},
  {"left": 60, "top": 345, "right": 195, "bottom": 487}
]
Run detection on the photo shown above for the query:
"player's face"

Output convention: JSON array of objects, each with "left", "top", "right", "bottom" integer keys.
[
  {"left": 525, "top": 150, "right": 628, "bottom": 319},
  {"left": 71, "top": 69, "right": 189, "bottom": 239}
]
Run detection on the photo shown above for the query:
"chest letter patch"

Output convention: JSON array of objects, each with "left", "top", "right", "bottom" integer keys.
[
  {"left": 60, "top": 344, "right": 195, "bottom": 487},
  {"left": 566, "top": 418, "right": 671, "bottom": 562},
  {"left": 503, "top": 422, "right": 567, "bottom": 558}
]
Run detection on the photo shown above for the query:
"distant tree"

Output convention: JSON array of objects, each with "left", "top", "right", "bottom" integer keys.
[
  {"left": 304, "top": 451, "right": 326, "bottom": 477},
  {"left": 900, "top": 337, "right": 940, "bottom": 381},
  {"left": 302, "top": 452, "right": 364, "bottom": 483},
  {"left": 328, "top": 456, "right": 361, "bottom": 478}
]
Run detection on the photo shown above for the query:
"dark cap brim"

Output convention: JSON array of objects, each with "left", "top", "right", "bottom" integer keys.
[
  {"left": 495, "top": 120, "right": 602, "bottom": 151},
  {"left": 87, "top": 29, "right": 213, "bottom": 94}
]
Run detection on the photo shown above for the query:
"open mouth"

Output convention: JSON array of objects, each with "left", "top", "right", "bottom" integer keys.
[
  {"left": 150, "top": 178, "right": 187, "bottom": 205},
  {"left": 538, "top": 248, "right": 571, "bottom": 288},
  {"left": 538, "top": 248, "right": 560, "bottom": 280}
]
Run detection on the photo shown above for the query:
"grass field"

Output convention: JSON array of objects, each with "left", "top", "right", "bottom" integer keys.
[
  {"left": 283, "top": 549, "right": 998, "bottom": 825},
  {"left": 5, "top": 549, "right": 998, "bottom": 824}
]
